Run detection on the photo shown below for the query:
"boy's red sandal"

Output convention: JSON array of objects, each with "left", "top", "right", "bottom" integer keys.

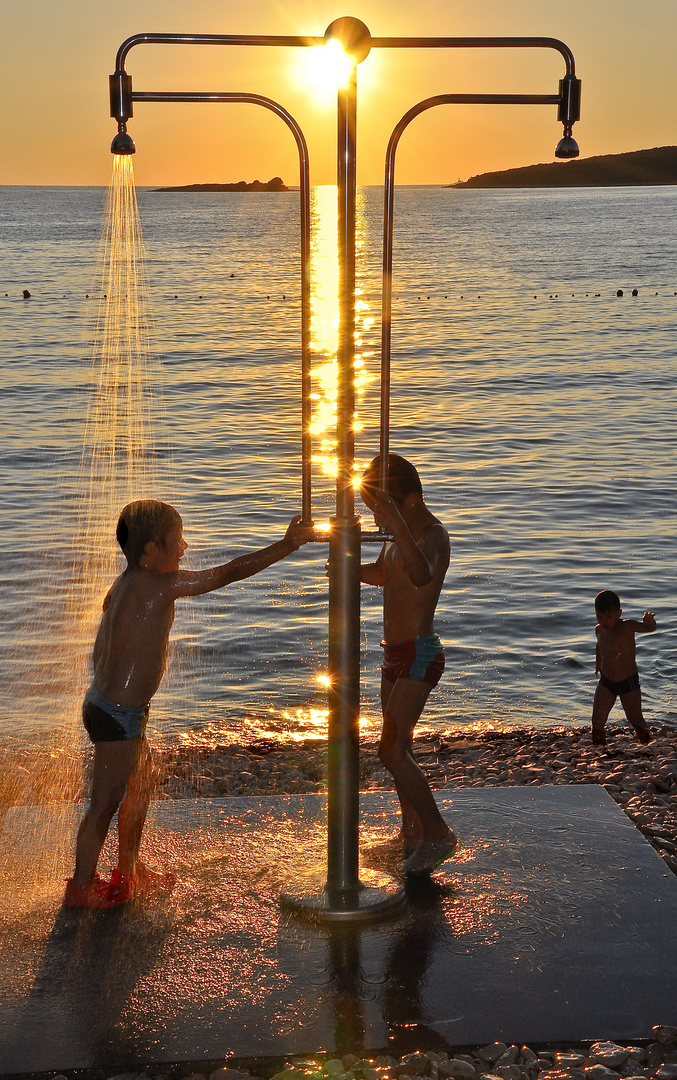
[
  {"left": 63, "top": 874, "right": 124, "bottom": 910},
  {"left": 108, "top": 863, "right": 177, "bottom": 904}
]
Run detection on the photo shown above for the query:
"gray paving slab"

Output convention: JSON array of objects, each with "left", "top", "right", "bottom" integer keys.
[{"left": 0, "top": 785, "right": 676, "bottom": 1074}]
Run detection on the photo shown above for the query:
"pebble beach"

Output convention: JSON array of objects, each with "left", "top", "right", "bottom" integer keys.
[{"left": 44, "top": 1027, "right": 677, "bottom": 1080}]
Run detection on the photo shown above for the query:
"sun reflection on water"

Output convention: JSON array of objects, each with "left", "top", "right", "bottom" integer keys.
[{"left": 309, "top": 185, "right": 376, "bottom": 483}]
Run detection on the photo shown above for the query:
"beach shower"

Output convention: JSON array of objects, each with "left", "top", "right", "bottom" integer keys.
[{"left": 108, "top": 17, "right": 581, "bottom": 921}]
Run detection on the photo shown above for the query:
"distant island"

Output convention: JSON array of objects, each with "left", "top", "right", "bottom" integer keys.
[
  {"left": 449, "top": 146, "right": 677, "bottom": 188},
  {"left": 154, "top": 177, "right": 289, "bottom": 193}
]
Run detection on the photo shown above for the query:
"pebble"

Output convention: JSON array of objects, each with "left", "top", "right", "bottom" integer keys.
[{"left": 589, "top": 1044, "right": 632, "bottom": 1068}]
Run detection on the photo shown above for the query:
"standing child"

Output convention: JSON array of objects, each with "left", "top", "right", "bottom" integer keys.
[
  {"left": 65, "top": 499, "right": 313, "bottom": 908},
  {"left": 360, "top": 453, "right": 457, "bottom": 876},
  {"left": 591, "top": 589, "right": 656, "bottom": 746}
]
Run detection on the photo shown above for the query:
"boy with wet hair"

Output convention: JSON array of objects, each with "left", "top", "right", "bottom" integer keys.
[
  {"left": 360, "top": 453, "right": 457, "bottom": 875},
  {"left": 592, "top": 588, "right": 656, "bottom": 746},
  {"left": 66, "top": 499, "right": 313, "bottom": 908}
]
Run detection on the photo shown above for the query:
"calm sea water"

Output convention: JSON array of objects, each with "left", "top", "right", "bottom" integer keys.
[{"left": 1, "top": 182, "right": 676, "bottom": 746}]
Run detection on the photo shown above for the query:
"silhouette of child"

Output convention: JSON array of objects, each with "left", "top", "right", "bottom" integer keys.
[
  {"left": 360, "top": 454, "right": 457, "bottom": 875},
  {"left": 591, "top": 588, "right": 656, "bottom": 746}
]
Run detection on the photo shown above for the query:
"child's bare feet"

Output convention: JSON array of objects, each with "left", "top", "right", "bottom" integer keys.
[
  {"left": 401, "top": 830, "right": 458, "bottom": 876},
  {"left": 592, "top": 728, "right": 606, "bottom": 746},
  {"left": 635, "top": 725, "right": 652, "bottom": 745}
]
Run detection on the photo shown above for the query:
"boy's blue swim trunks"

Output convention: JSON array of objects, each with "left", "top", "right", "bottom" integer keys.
[
  {"left": 381, "top": 633, "right": 445, "bottom": 687},
  {"left": 82, "top": 684, "right": 149, "bottom": 742}
]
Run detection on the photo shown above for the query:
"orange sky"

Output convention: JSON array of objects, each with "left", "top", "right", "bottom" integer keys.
[{"left": 1, "top": 0, "right": 675, "bottom": 186}]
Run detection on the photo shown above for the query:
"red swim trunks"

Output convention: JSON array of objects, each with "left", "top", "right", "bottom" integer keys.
[{"left": 381, "top": 634, "right": 445, "bottom": 688}]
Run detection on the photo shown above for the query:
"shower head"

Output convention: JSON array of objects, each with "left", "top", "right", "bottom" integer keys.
[
  {"left": 554, "top": 132, "right": 579, "bottom": 159},
  {"left": 555, "top": 73, "right": 581, "bottom": 159},
  {"left": 111, "top": 127, "right": 136, "bottom": 155},
  {"left": 109, "top": 70, "right": 135, "bottom": 153}
]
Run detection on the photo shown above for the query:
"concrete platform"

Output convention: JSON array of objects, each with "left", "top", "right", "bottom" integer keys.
[{"left": 1, "top": 786, "right": 677, "bottom": 1074}]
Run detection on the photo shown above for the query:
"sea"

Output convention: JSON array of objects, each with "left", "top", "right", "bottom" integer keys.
[{"left": 1, "top": 182, "right": 676, "bottom": 749}]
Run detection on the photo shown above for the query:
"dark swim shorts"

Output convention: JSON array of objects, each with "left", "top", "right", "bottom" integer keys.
[
  {"left": 599, "top": 671, "right": 641, "bottom": 698},
  {"left": 82, "top": 684, "right": 149, "bottom": 743},
  {"left": 381, "top": 633, "right": 445, "bottom": 688}
]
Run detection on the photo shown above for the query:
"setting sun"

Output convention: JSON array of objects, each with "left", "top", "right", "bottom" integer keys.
[{"left": 297, "top": 41, "right": 355, "bottom": 98}]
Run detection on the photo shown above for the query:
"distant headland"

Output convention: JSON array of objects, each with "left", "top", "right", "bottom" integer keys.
[
  {"left": 154, "top": 176, "right": 289, "bottom": 193},
  {"left": 449, "top": 146, "right": 677, "bottom": 188}
]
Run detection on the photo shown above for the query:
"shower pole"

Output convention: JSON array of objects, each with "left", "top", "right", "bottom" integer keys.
[{"left": 109, "top": 18, "right": 581, "bottom": 922}]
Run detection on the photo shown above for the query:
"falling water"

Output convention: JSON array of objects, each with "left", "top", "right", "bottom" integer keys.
[
  {"left": 74, "top": 153, "right": 161, "bottom": 660},
  {"left": 0, "top": 155, "right": 163, "bottom": 877}
]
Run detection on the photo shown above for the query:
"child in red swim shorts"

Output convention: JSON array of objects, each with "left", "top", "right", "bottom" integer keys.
[{"left": 360, "top": 454, "right": 457, "bottom": 876}]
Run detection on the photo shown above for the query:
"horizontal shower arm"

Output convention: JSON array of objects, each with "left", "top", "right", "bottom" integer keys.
[
  {"left": 116, "top": 33, "right": 575, "bottom": 76},
  {"left": 116, "top": 33, "right": 325, "bottom": 71},
  {"left": 370, "top": 36, "right": 576, "bottom": 75}
]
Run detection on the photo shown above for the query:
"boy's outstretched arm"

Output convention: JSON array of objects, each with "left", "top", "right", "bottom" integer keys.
[
  {"left": 170, "top": 516, "right": 314, "bottom": 598},
  {"left": 627, "top": 611, "right": 657, "bottom": 633}
]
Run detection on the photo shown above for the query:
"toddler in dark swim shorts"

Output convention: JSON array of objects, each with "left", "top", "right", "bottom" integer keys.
[
  {"left": 591, "top": 589, "right": 656, "bottom": 746},
  {"left": 598, "top": 670, "right": 640, "bottom": 699}
]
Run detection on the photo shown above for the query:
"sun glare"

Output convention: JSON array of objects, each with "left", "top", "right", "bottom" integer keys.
[{"left": 298, "top": 42, "right": 355, "bottom": 97}]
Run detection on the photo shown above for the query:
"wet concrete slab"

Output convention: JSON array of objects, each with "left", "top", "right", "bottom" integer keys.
[{"left": 1, "top": 785, "right": 677, "bottom": 1073}]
